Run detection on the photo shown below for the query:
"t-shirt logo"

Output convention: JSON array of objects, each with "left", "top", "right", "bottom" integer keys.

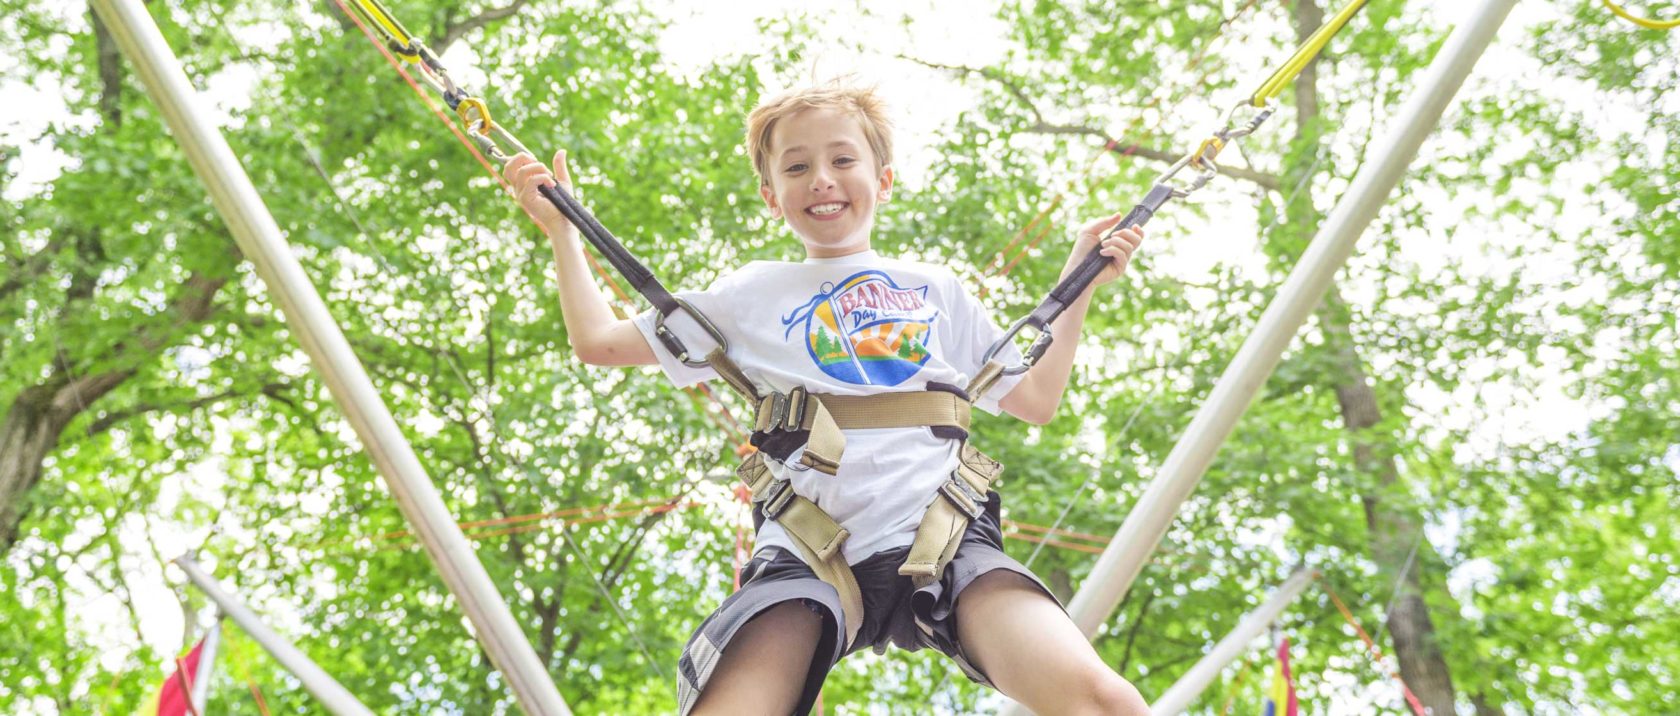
[{"left": 782, "top": 270, "right": 939, "bottom": 386}]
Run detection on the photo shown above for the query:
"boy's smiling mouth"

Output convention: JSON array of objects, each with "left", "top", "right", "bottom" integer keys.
[{"left": 807, "top": 202, "right": 849, "bottom": 218}]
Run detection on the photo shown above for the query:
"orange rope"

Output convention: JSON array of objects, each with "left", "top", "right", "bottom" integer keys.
[
  {"left": 1322, "top": 582, "right": 1428, "bottom": 716},
  {"left": 343, "top": 493, "right": 1130, "bottom": 559},
  {"left": 334, "top": 0, "right": 754, "bottom": 455},
  {"left": 247, "top": 679, "right": 274, "bottom": 716},
  {"left": 1219, "top": 649, "right": 1260, "bottom": 716},
  {"left": 330, "top": 0, "right": 506, "bottom": 191},
  {"left": 341, "top": 496, "right": 677, "bottom": 547},
  {"left": 365, "top": 500, "right": 701, "bottom": 552},
  {"left": 1005, "top": 532, "right": 1106, "bottom": 556},
  {"left": 732, "top": 485, "right": 752, "bottom": 591},
  {"left": 173, "top": 656, "right": 203, "bottom": 716},
  {"left": 462, "top": 502, "right": 698, "bottom": 542},
  {"left": 1003, "top": 517, "right": 1114, "bottom": 544}
]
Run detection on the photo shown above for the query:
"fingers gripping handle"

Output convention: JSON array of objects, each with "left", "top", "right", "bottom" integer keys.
[
  {"left": 979, "top": 183, "right": 1174, "bottom": 376},
  {"left": 1047, "top": 183, "right": 1173, "bottom": 306}
]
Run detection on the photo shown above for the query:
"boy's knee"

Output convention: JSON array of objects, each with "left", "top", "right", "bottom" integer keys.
[{"left": 1081, "top": 669, "right": 1148, "bottom": 715}]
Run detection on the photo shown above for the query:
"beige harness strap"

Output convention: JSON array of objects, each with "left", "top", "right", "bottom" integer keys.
[
  {"left": 898, "top": 445, "right": 1004, "bottom": 587},
  {"left": 683, "top": 310, "right": 1016, "bottom": 640},
  {"left": 738, "top": 452, "right": 864, "bottom": 649},
  {"left": 965, "top": 360, "right": 1008, "bottom": 403},
  {"left": 704, "top": 347, "right": 760, "bottom": 402},
  {"left": 753, "top": 390, "right": 973, "bottom": 475}
]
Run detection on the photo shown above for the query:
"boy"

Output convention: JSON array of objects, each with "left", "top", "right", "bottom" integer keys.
[{"left": 505, "top": 82, "right": 1148, "bottom": 715}]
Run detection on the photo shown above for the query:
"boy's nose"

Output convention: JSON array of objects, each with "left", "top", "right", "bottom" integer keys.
[{"left": 809, "top": 169, "right": 836, "bottom": 192}]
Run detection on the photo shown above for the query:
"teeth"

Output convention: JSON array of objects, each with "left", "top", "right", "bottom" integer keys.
[{"left": 809, "top": 203, "right": 846, "bottom": 216}]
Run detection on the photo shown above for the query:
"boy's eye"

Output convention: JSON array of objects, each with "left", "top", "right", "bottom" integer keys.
[
  {"left": 835, "top": 157, "right": 856, "bottom": 167},
  {"left": 785, "top": 163, "right": 807, "bottom": 173}
]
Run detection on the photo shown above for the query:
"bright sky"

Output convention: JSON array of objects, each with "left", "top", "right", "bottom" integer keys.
[{"left": 5, "top": 0, "right": 1658, "bottom": 713}]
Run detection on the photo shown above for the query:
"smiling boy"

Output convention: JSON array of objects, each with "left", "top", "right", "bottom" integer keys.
[{"left": 506, "top": 81, "right": 1148, "bottom": 715}]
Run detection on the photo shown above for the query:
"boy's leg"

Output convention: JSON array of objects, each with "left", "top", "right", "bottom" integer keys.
[
  {"left": 691, "top": 601, "right": 824, "bottom": 715},
  {"left": 955, "top": 571, "right": 1149, "bottom": 715}
]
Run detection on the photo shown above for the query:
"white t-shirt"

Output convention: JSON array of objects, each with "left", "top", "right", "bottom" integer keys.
[{"left": 631, "top": 250, "right": 1025, "bottom": 564}]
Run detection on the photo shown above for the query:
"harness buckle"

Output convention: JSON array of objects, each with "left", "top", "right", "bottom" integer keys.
[
  {"left": 758, "top": 478, "right": 797, "bottom": 521},
  {"left": 765, "top": 392, "right": 789, "bottom": 433},
  {"left": 756, "top": 387, "right": 811, "bottom": 434},
  {"left": 785, "top": 386, "right": 808, "bottom": 430},
  {"left": 938, "top": 472, "right": 988, "bottom": 521}
]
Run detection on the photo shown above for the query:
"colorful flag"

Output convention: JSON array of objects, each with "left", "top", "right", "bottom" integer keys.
[
  {"left": 1263, "top": 635, "right": 1298, "bottom": 716},
  {"left": 153, "top": 621, "right": 221, "bottom": 716}
]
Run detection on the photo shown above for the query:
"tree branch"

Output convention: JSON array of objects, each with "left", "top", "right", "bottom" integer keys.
[
  {"left": 1117, "top": 587, "right": 1158, "bottom": 674},
  {"left": 436, "top": 0, "right": 532, "bottom": 54},
  {"left": 84, "top": 382, "right": 284, "bottom": 437},
  {"left": 0, "top": 235, "right": 67, "bottom": 303},
  {"left": 907, "top": 55, "right": 1283, "bottom": 192},
  {"left": 904, "top": 56, "right": 1047, "bottom": 126}
]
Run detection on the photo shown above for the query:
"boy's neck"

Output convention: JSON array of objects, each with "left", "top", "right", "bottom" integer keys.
[{"left": 804, "top": 245, "right": 876, "bottom": 260}]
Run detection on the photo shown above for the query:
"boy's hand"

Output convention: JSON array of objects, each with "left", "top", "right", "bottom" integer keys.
[
  {"left": 504, "top": 150, "right": 576, "bottom": 237},
  {"left": 1062, "top": 211, "right": 1145, "bottom": 289}
]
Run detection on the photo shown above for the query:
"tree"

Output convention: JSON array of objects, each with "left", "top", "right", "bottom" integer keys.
[{"left": 2, "top": 0, "right": 1673, "bottom": 712}]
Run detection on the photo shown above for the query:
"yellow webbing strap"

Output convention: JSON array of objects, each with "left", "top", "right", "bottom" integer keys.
[
  {"left": 738, "top": 453, "right": 864, "bottom": 648},
  {"left": 1248, "top": 0, "right": 1370, "bottom": 106},
  {"left": 348, "top": 0, "right": 418, "bottom": 52},
  {"left": 1602, "top": 0, "right": 1680, "bottom": 29},
  {"left": 899, "top": 445, "right": 1004, "bottom": 587}
]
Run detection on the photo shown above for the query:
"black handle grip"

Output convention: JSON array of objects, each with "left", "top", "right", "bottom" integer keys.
[
  {"left": 537, "top": 182, "right": 678, "bottom": 315},
  {"left": 1044, "top": 183, "right": 1173, "bottom": 307}
]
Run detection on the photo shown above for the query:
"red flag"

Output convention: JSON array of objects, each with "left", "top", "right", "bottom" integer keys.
[{"left": 156, "top": 638, "right": 206, "bottom": 716}]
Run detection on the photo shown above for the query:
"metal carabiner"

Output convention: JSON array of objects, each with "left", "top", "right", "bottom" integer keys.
[
  {"left": 653, "top": 296, "right": 731, "bottom": 369},
  {"left": 982, "top": 315, "right": 1054, "bottom": 377},
  {"left": 1220, "top": 101, "right": 1276, "bottom": 142},
  {"left": 1154, "top": 148, "right": 1218, "bottom": 199}
]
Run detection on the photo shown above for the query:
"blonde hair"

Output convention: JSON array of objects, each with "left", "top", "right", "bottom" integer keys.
[{"left": 745, "top": 80, "right": 894, "bottom": 186}]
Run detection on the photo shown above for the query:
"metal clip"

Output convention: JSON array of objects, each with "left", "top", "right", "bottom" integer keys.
[
  {"left": 652, "top": 296, "right": 730, "bottom": 369},
  {"left": 764, "top": 392, "right": 789, "bottom": 434},
  {"left": 455, "top": 97, "right": 495, "bottom": 136},
  {"left": 982, "top": 316, "right": 1053, "bottom": 377},
  {"left": 938, "top": 472, "right": 988, "bottom": 520},
  {"left": 758, "top": 479, "right": 797, "bottom": 521},
  {"left": 785, "top": 386, "right": 808, "bottom": 431}
]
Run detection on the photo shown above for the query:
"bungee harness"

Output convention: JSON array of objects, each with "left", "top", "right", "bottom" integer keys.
[{"left": 337, "top": 0, "right": 1367, "bottom": 652}]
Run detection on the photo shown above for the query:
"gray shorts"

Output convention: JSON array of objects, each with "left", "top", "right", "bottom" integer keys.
[{"left": 675, "top": 494, "right": 1059, "bottom": 715}]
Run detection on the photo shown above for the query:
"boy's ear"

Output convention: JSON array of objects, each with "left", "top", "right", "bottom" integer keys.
[
  {"left": 759, "top": 182, "right": 783, "bottom": 219},
  {"left": 877, "top": 165, "right": 895, "bottom": 202}
]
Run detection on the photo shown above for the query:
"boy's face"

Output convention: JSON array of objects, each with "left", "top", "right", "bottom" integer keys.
[{"left": 759, "top": 107, "right": 894, "bottom": 258}]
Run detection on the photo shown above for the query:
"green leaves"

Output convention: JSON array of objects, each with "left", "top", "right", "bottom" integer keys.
[{"left": 3, "top": 1, "right": 1676, "bottom": 713}]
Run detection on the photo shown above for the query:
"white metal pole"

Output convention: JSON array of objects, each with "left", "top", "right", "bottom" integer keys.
[
  {"left": 1061, "top": 0, "right": 1517, "bottom": 638},
  {"left": 174, "top": 556, "right": 375, "bottom": 716},
  {"left": 1149, "top": 569, "right": 1317, "bottom": 716},
  {"left": 89, "top": 2, "right": 571, "bottom": 714},
  {"left": 189, "top": 619, "right": 222, "bottom": 714}
]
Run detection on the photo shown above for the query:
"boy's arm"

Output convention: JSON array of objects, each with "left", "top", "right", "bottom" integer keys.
[
  {"left": 996, "top": 214, "right": 1143, "bottom": 425},
  {"left": 507, "top": 151, "right": 657, "bottom": 367}
]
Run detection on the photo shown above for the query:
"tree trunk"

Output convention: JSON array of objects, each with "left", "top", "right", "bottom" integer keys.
[
  {"left": 1287, "top": 2, "right": 1467, "bottom": 712},
  {"left": 0, "top": 369, "right": 133, "bottom": 551},
  {"left": 0, "top": 387, "right": 66, "bottom": 552},
  {"left": 1319, "top": 290, "right": 1459, "bottom": 714}
]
